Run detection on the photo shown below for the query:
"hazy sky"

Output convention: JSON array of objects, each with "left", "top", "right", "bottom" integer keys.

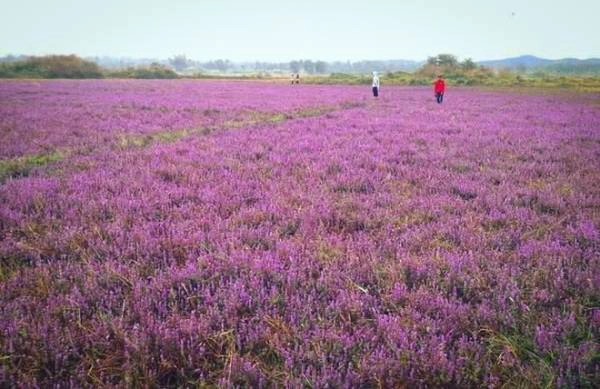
[{"left": 1, "top": 0, "right": 598, "bottom": 61}]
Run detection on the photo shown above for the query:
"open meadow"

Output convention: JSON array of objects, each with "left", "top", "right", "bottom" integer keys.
[{"left": 1, "top": 80, "right": 599, "bottom": 387}]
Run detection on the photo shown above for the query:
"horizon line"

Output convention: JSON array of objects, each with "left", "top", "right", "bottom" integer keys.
[{"left": 1, "top": 53, "right": 600, "bottom": 63}]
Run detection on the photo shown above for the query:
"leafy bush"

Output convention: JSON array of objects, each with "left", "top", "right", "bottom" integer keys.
[
  {"left": 0, "top": 55, "right": 103, "bottom": 78},
  {"left": 106, "top": 63, "right": 178, "bottom": 79},
  {"left": 0, "top": 56, "right": 179, "bottom": 79}
]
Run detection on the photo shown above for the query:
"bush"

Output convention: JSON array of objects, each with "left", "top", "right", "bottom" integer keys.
[
  {"left": 0, "top": 56, "right": 179, "bottom": 80},
  {"left": 106, "top": 64, "right": 178, "bottom": 79},
  {"left": 0, "top": 55, "right": 103, "bottom": 78}
]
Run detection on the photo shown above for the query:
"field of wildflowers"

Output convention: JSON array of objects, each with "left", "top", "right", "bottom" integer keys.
[{"left": 0, "top": 80, "right": 599, "bottom": 387}]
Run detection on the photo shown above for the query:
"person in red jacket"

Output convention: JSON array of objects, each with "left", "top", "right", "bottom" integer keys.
[{"left": 433, "top": 75, "right": 446, "bottom": 104}]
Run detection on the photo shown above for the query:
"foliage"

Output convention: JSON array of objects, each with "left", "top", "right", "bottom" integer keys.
[
  {"left": 307, "top": 53, "right": 600, "bottom": 91},
  {"left": 0, "top": 56, "right": 179, "bottom": 79},
  {"left": 0, "top": 55, "right": 103, "bottom": 78},
  {"left": 106, "top": 63, "right": 178, "bottom": 79},
  {"left": 426, "top": 53, "right": 460, "bottom": 67},
  {"left": 0, "top": 81, "right": 599, "bottom": 387},
  {"left": 0, "top": 152, "right": 63, "bottom": 182}
]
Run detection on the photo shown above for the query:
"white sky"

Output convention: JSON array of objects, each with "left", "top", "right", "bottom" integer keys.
[{"left": 1, "top": 0, "right": 598, "bottom": 61}]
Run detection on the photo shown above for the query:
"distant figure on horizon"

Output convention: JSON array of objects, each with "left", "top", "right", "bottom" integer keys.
[
  {"left": 372, "top": 71, "right": 380, "bottom": 97},
  {"left": 434, "top": 75, "right": 446, "bottom": 104}
]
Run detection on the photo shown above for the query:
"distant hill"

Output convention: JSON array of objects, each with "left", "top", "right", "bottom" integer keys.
[
  {"left": 479, "top": 55, "right": 554, "bottom": 68},
  {"left": 478, "top": 55, "right": 600, "bottom": 74}
]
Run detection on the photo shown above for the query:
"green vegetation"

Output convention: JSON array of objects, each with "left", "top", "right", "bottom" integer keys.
[
  {"left": 305, "top": 54, "right": 600, "bottom": 92},
  {"left": 0, "top": 55, "right": 177, "bottom": 79},
  {"left": 0, "top": 151, "right": 63, "bottom": 182},
  {"left": 115, "top": 128, "right": 195, "bottom": 149},
  {"left": 1, "top": 54, "right": 599, "bottom": 90},
  {"left": 0, "top": 55, "right": 103, "bottom": 79},
  {"left": 308, "top": 71, "right": 600, "bottom": 91},
  {"left": 105, "top": 63, "right": 178, "bottom": 79}
]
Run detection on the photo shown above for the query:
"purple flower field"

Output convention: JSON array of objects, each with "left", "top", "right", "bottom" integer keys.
[
  {"left": 0, "top": 80, "right": 365, "bottom": 158},
  {"left": 1, "top": 80, "right": 599, "bottom": 387}
]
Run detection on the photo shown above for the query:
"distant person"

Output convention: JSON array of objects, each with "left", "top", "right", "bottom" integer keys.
[
  {"left": 291, "top": 73, "right": 296, "bottom": 85},
  {"left": 372, "top": 71, "right": 380, "bottom": 97},
  {"left": 434, "top": 75, "right": 446, "bottom": 104},
  {"left": 295, "top": 73, "right": 300, "bottom": 84}
]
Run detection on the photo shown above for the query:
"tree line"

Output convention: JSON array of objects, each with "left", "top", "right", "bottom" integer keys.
[
  {"left": 1, "top": 54, "right": 598, "bottom": 90},
  {"left": 166, "top": 55, "right": 420, "bottom": 74},
  {"left": 0, "top": 55, "right": 178, "bottom": 79}
]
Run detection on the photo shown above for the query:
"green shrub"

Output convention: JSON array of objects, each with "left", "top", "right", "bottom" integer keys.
[
  {"left": 0, "top": 55, "right": 103, "bottom": 78},
  {"left": 106, "top": 64, "right": 178, "bottom": 79}
]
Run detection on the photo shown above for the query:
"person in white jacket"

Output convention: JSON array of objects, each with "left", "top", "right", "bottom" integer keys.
[{"left": 372, "top": 71, "right": 380, "bottom": 97}]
